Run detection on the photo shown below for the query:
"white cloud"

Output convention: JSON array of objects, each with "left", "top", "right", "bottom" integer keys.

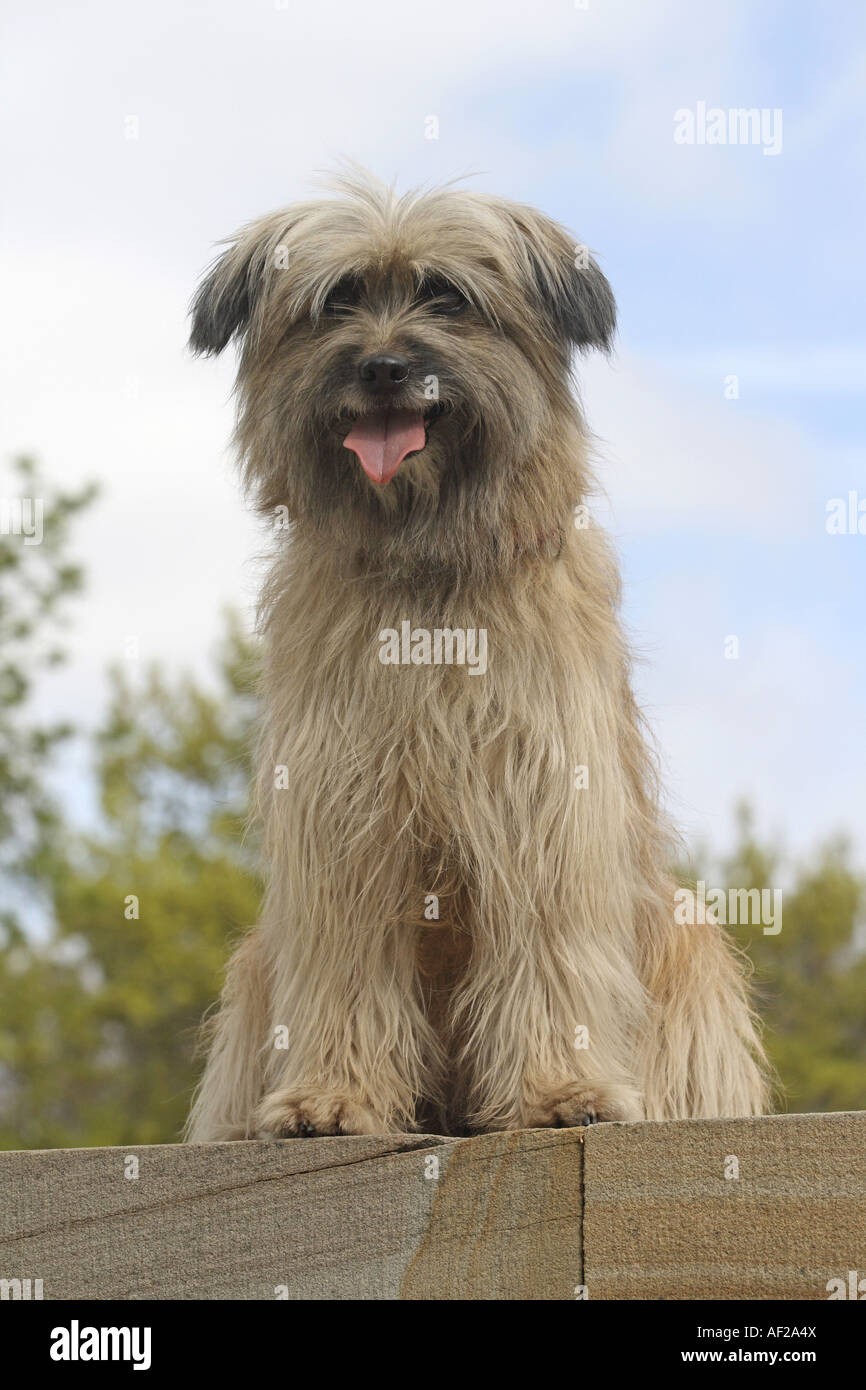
[
  {"left": 0, "top": 249, "right": 260, "bottom": 717},
  {"left": 636, "top": 586, "right": 866, "bottom": 865},
  {"left": 580, "top": 352, "right": 818, "bottom": 537}
]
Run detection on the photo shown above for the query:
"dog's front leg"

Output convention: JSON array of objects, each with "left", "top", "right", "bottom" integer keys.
[
  {"left": 451, "top": 841, "right": 648, "bottom": 1132},
  {"left": 251, "top": 876, "right": 437, "bottom": 1139},
  {"left": 454, "top": 939, "right": 646, "bottom": 1132}
]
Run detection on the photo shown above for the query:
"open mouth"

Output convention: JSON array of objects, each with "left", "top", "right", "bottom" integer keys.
[{"left": 343, "top": 403, "right": 444, "bottom": 486}]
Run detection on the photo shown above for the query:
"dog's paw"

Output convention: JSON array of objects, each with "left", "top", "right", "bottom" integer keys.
[
  {"left": 522, "top": 1082, "right": 645, "bottom": 1129},
  {"left": 254, "top": 1087, "right": 396, "bottom": 1138}
]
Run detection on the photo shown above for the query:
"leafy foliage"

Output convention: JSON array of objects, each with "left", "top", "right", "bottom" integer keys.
[
  {"left": 0, "top": 456, "right": 97, "bottom": 922},
  {"left": 722, "top": 806, "right": 866, "bottom": 1114}
]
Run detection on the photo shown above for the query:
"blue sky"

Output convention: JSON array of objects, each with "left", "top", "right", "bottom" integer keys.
[{"left": 1, "top": 0, "right": 864, "bottom": 868}]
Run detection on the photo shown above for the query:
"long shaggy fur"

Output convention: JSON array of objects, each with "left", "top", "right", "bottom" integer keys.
[{"left": 185, "top": 170, "right": 769, "bottom": 1141}]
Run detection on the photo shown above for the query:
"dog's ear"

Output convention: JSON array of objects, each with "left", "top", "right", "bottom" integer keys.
[
  {"left": 545, "top": 244, "right": 616, "bottom": 354},
  {"left": 190, "top": 207, "right": 313, "bottom": 356},
  {"left": 505, "top": 204, "right": 616, "bottom": 354},
  {"left": 189, "top": 235, "right": 269, "bottom": 357}
]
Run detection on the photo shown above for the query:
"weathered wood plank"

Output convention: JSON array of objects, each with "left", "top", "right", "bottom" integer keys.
[
  {"left": 2, "top": 1114, "right": 863, "bottom": 1300},
  {"left": 400, "top": 1129, "right": 584, "bottom": 1299},
  {"left": 1, "top": 1135, "right": 443, "bottom": 1299},
  {"left": 0, "top": 1129, "right": 584, "bottom": 1300},
  {"left": 583, "top": 1111, "right": 866, "bottom": 1300}
]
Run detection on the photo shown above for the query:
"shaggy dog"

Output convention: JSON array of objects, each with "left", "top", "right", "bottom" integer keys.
[{"left": 186, "top": 172, "right": 769, "bottom": 1141}]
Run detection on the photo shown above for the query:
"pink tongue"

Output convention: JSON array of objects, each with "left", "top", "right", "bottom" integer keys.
[{"left": 343, "top": 408, "right": 426, "bottom": 485}]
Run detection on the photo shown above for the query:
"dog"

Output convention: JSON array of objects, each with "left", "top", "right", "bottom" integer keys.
[{"left": 185, "top": 171, "right": 769, "bottom": 1141}]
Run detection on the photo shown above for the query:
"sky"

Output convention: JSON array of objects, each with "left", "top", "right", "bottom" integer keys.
[{"left": 1, "top": 0, "right": 865, "bottom": 870}]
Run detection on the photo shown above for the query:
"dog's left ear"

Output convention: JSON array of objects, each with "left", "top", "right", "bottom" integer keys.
[{"left": 507, "top": 204, "right": 616, "bottom": 354}]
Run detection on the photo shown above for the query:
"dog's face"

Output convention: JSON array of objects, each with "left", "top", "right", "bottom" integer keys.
[{"left": 191, "top": 174, "right": 615, "bottom": 571}]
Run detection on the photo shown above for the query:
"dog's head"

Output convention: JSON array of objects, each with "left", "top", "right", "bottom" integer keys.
[{"left": 190, "top": 171, "right": 614, "bottom": 571}]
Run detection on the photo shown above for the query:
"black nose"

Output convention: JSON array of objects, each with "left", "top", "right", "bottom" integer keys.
[{"left": 358, "top": 354, "right": 410, "bottom": 390}]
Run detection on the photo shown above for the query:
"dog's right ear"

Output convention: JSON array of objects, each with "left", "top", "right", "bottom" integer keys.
[
  {"left": 189, "top": 207, "right": 310, "bottom": 355},
  {"left": 189, "top": 238, "right": 266, "bottom": 357}
]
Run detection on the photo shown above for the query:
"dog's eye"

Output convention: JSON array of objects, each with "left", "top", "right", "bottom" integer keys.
[
  {"left": 323, "top": 276, "right": 363, "bottom": 316},
  {"left": 419, "top": 277, "right": 467, "bottom": 315}
]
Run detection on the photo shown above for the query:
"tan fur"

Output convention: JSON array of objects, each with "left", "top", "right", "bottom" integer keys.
[{"left": 185, "top": 171, "right": 770, "bottom": 1141}]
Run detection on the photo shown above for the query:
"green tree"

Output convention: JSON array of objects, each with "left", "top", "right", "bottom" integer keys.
[
  {"left": 722, "top": 806, "right": 866, "bottom": 1113},
  {"left": 0, "top": 454, "right": 97, "bottom": 1144},
  {"left": 0, "top": 617, "right": 262, "bottom": 1149},
  {"left": 0, "top": 455, "right": 97, "bottom": 930},
  {"left": 0, "top": 456, "right": 262, "bottom": 1147}
]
